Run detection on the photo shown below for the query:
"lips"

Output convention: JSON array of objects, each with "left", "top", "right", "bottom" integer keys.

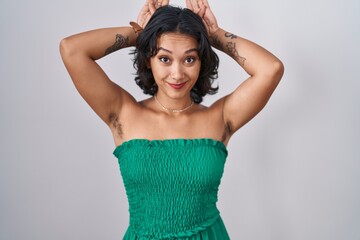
[{"left": 167, "top": 82, "right": 187, "bottom": 90}]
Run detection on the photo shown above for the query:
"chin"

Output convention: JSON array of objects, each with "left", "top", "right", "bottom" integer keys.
[{"left": 167, "top": 92, "right": 189, "bottom": 99}]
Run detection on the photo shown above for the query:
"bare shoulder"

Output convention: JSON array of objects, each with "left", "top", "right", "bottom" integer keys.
[
  {"left": 200, "top": 97, "right": 226, "bottom": 118},
  {"left": 108, "top": 95, "right": 144, "bottom": 140},
  {"left": 190, "top": 99, "right": 231, "bottom": 143},
  {"left": 110, "top": 97, "right": 231, "bottom": 146}
]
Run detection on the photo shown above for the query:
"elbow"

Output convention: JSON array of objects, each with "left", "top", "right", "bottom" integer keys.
[
  {"left": 59, "top": 38, "right": 69, "bottom": 59},
  {"left": 253, "top": 58, "right": 285, "bottom": 83},
  {"left": 59, "top": 37, "right": 77, "bottom": 59},
  {"left": 267, "top": 59, "right": 285, "bottom": 84},
  {"left": 276, "top": 59, "right": 285, "bottom": 76},
  {"left": 275, "top": 59, "right": 285, "bottom": 80}
]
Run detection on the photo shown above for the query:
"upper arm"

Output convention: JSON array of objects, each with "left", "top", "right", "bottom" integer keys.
[
  {"left": 60, "top": 38, "right": 134, "bottom": 125},
  {"left": 223, "top": 60, "right": 284, "bottom": 134}
]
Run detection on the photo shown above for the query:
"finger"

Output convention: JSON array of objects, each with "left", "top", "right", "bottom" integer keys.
[
  {"left": 198, "top": 4, "right": 206, "bottom": 18},
  {"left": 199, "top": 0, "right": 205, "bottom": 7},
  {"left": 186, "top": 0, "right": 194, "bottom": 11},
  {"left": 137, "top": 2, "right": 149, "bottom": 22},
  {"left": 198, "top": 0, "right": 205, "bottom": 11},
  {"left": 191, "top": 0, "right": 200, "bottom": 8},
  {"left": 162, "top": 0, "right": 170, "bottom": 6},
  {"left": 191, "top": 0, "right": 201, "bottom": 14},
  {"left": 202, "top": 0, "right": 210, "bottom": 8},
  {"left": 190, "top": 0, "right": 200, "bottom": 12},
  {"left": 148, "top": 0, "right": 156, "bottom": 14},
  {"left": 156, "top": 0, "right": 162, "bottom": 8}
]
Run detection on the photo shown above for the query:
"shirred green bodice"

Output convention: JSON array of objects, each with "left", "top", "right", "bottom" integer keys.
[{"left": 113, "top": 138, "right": 229, "bottom": 239}]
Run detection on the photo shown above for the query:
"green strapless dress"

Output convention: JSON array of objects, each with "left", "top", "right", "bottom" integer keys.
[{"left": 113, "top": 138, "right": 230, "bottom": 240}]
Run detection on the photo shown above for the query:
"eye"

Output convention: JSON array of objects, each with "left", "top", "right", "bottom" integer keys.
[
  {"left": 185, "top": 57, "right": 196, "bottom": 64},
  {"left": 159, "top": 56, "right": 170, "bottom": 63}
]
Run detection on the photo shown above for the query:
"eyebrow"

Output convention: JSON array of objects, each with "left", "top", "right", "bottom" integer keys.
[{"left": 158, "top": 47, "right": 198, "bottom": 54}]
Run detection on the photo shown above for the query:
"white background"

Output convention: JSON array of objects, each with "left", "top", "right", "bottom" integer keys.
[{"left": 1, "top": 0, "right": 359, "bottom": 239}]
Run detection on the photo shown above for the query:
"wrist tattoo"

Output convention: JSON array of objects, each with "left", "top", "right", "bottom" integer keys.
[
  {"left": 105, "top": 34, "right": 129, "bottom": 56},
  {"left": 210, "top": 35, "right": 224, "bottom": 50},
  {"left": 225, "top": 32, "right": 238, "bottom": 39},
  {"left": 226, "top": 42, "right": 246, "bottom": 67}
]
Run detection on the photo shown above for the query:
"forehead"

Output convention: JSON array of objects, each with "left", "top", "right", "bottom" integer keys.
[{"left": 157, "top": 32, "right": 198, "bottom": 51}]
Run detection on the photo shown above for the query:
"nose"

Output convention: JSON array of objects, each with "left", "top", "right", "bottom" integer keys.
[{"left": 171, "top": 63, "right": 184, "bottom": 81}]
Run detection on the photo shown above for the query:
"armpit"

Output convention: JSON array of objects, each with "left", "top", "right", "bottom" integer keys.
[
  {"left": 221, "top": 122, "right": 232, "bottom": 143},
  {"left": 109, "top": 112, "right": 123, "bottom": 138}
]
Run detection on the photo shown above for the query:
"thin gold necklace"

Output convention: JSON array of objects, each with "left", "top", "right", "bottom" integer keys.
[{"left": 154, "top": 95, "right": 194, "bottom": 113}]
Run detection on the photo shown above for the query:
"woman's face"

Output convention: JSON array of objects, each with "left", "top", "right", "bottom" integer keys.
[{"left": 149, "top": 32, "right": 201, "bottom": 100}]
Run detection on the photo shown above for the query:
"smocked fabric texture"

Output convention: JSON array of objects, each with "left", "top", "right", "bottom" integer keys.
[{"left": 113, "top": 138, "right": 230, "bottom": 239}]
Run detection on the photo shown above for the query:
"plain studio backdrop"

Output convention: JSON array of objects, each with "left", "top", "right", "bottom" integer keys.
[{"left": 1, "top": 0, "right": 359, "bottom": 239}]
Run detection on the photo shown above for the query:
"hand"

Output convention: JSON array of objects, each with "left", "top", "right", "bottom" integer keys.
[
  {"left": 186, "top": 0, "right": 219, "bottom": 36},
  {"left": 136, "top": 0, "right": 170, "bottom": 29}
]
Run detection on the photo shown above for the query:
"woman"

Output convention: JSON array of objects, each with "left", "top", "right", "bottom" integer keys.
[{"left": 60, "top": 0, "right": 284, "bottom": 239}]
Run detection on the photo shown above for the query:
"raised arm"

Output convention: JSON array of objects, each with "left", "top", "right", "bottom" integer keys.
[
  {"left": 187, "top": 0, "right": 284, "bottom": 134},
  {"left": 60, "top": 26, "right": 136, "bottom": 125},
  {"left": 59, "top": 0, "right": 168, "bottom": 125},
  {"left": 212, "top": 28, "right": 284, "bottom": 134}
]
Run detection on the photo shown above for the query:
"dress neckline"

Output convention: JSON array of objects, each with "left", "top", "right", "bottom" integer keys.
[{"left": 114, "top": 138, "right": 227, "bottom": 153}]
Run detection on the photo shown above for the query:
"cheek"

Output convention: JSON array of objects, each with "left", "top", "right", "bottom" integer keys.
[
  {"left": 152, "top": 67, "right": 168, "bottom": 85},
  {"left": 189, "top": 65, "right": 201, "bottom": 81}
]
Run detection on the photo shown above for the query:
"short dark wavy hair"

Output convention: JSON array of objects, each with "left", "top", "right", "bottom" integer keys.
[{"left": 131, "top": 5, "right": 219, "bottom": 103}]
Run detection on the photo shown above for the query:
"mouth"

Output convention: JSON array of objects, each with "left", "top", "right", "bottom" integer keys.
[{"left": 167, "top": 81, "right": 188, "bottom": 90}]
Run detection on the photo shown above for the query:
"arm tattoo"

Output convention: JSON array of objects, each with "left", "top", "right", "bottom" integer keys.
[
  {"left": 225, "top": 32, "right": 238, "bottom": 39},
  {"left": 210, "top": 32, "right": 246, "bottom": 66},
  {"left": 104, "top": 34, "right": 129, "bottom": 56},
  {"left": 226, "top": 42, "right": 246, "bottom": 66}
]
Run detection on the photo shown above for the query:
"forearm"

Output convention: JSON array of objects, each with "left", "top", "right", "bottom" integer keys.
[
  {"left": 210, "top": 28, "right": 283, "bottom": 77},
  {"left": 60, "top": 26, "right": 137, "bottom": 61}
]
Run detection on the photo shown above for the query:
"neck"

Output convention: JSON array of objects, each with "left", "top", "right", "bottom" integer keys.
[{"left": 154, "top": 94, "right": 194, "bottom": 113}]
